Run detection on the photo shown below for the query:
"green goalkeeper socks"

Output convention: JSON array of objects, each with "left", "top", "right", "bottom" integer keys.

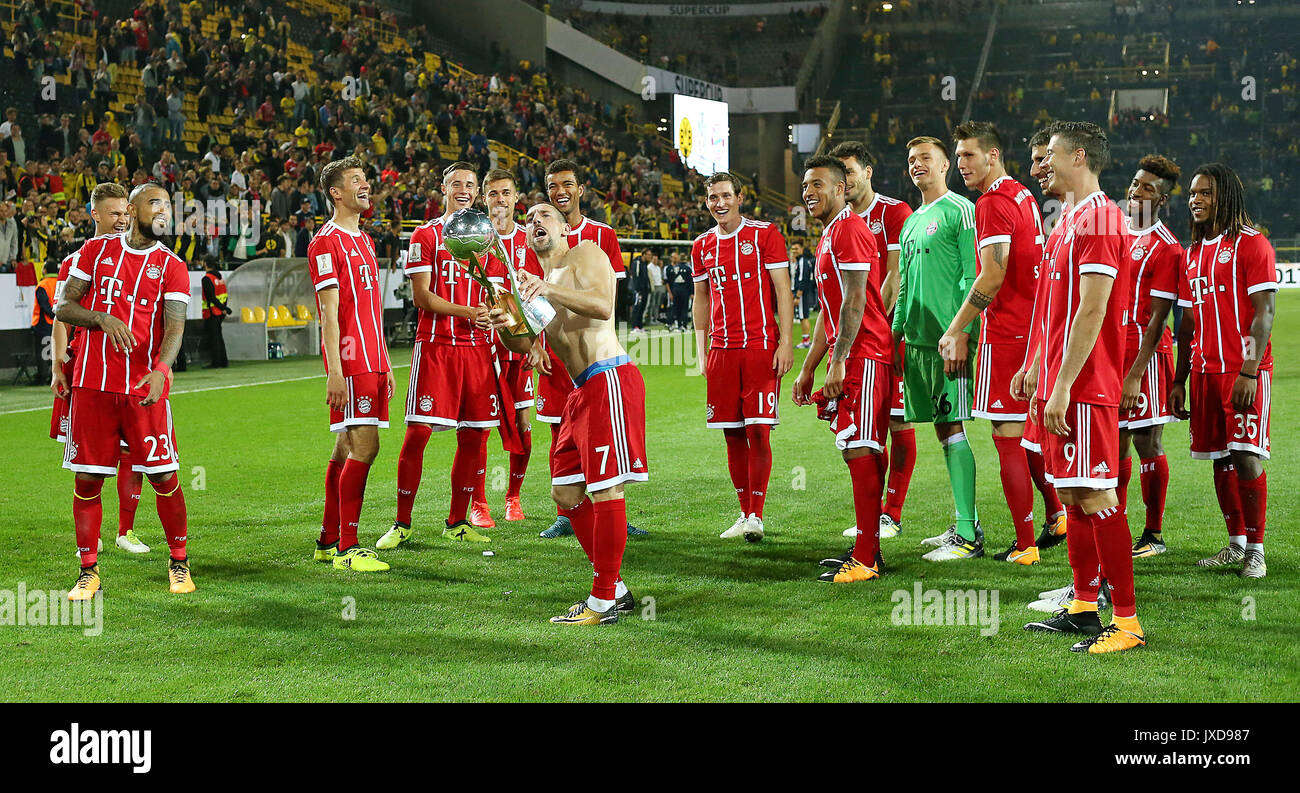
[{"left": 942, "top": 430, "right": 979, "bottom": 542}]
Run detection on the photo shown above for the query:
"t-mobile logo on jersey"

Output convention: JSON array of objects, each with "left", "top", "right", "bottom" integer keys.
[
  {"left": 98, "top": 276, "right": 124, "bottom": 307},
  {"left": 1188, "top": 275, "right": 1211, "bottom": 306},
  {"left": 49, "top": 723, "right": 152, "bottom": 773}
]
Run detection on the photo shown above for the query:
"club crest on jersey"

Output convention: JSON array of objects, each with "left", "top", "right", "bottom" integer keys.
[
  {"left": 1129, "top": 245, "right": 1147, "bottom": 261},
  {"left": 419, "top": 395, "right": 433, "bottom": 412},
  {"left": 926, "top": 222, "right": 939, "bottom": 235},
  {"left": 535, "top": 396, "right": 545, "bottom": 412},
  {"left": 315, "top": 253, "right": 333, "bottom": 275},
  {"left": 144, "top": 265, "right": 160, "bottom": 279},
  {"left": 706, "top": 403, "right": 715, "bottom": 420},
  {"left": 739, "top": 241, "right": 754, "bottom": 256},
  {"left": 357, "top": 396, "right": 372, "bottom": 414},
  {"left": 67, "top": 441, "right": 79, "bottom": 459},
  {"left": 1217, "top": 249, "right": 1233, "bottom": 264},
  {"left": 870, "top": 220, "right": 884, "bottom": 234}
]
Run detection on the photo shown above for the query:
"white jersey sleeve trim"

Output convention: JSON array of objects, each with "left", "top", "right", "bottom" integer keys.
[
  {"left": 764, "top": 260, "right": 790, "bottom": 270},
  {"left": 68, "top": 266, "right": 92, "bottom": 282},
  {"left": 1150, "top": 289, "right": 1178, "bottom": 301},
  {"left": 1246, "top": 281, "right": 1278, "bottom": 295},
  {"left": 838, "top": 262, "right": 871, "bottom": 271},
  {"left": 1078, "top": 263, "right": 1117, "bottom": 278},
  {"left": 692, "top": 273, "right": 709, "bottom": 282},
  {"left": 164, "top": 291, "right": 191, "bottom": 304},
  {"left": 404, "top": 265, "right": 433, "bottom": 275},
  {"left": 314, "top": 277, "right": 340, "bottom": 291},
  {"left": 978, "top": 234, "right": 1011, "bottom": 249}
]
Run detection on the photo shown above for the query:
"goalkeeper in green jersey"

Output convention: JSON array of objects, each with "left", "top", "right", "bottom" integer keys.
[{"left": 892, "top": 135, "right": 982, "bottom": 561}]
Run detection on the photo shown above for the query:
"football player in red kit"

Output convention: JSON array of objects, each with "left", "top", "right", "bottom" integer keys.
[
  {"left": 308, "top": 156, "right": 395, "bottom": 572},
  {"left": 792, "top": 156, "right": 894, "bottom": 584},
  {"left": 380, "top": 162, "right": 501, "bottom": 549},
  {"left": 691, "top": 171, "right": 794, "bottom": 542},
  {"left": 56, "top": 182, "right": 195, "bottom": 598},
  {"left": 1019, "top": 122, "right": 1143, "bottom": 653},
  {"left": 1170, "top": 163, "right": 1275, "bottom": 579},
  {"left": 1118, "top": 156, "right": 1184, "bottom": 559},
  {"left": 942, "top": 122, "right": 1046, "bottom": 565}
]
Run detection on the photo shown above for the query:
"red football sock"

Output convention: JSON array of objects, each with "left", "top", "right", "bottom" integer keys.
[
  {"left": 449, "top": 428, "right": 488, "bottom": 525},
  {"left": 723, "top": 427, "right": 750, "bottom": 515},
  {"left": 561, "top": 497, "right": 595, "bottom": 563},
  {"left": 548, "top": 425, "right": 563, "bottom": 518},
  {"left": 338, "top": 458, "right": 371, "bottom": 552},
  {"left": 473, "top": 431, "right": 490, "bottom": 505},
  {"left": 883, "top": 427, "right": 915, "bottom": 523},
  {"left": 395, "top": 424, "right": 432, "bottom": 526},
  {"left": 1064, "top": 504, "right": 1100, "bottom": 602},
  {"left": 993, "top": 435, "right": 1036, "bottom": 550},
  {"left": 1238, "top": 470, "right": 1267, "bottom": 544},
  {"left": 507, "top": 429, "right": 531, "bottom": 499},
  {"left": 745, "top": 424, "right": 771, "bottom": 518},
  {"left": 1090, "top": 504, "right": 1135, "bottom": 618},
  {"left": 150, "top": 474, "right": 189, "bottom": 561},
  {"left": 590, "top": 498, "right": 628, "bottom": 600},
  {"left": 1026, "top": 447, "right": 1064, "bottom": 517},
  {"left": 116, "top": 453, "right": 141, "bottom": 537},
  {"left": 1139, "top": 455, "right": 1168, "bottom": 534},
  {"left": 320, "top": 459, "right": 344, "bottom": 545},
  {"left": 1116, "top": 456, "right": 1132, "bottom": 514},
  {"left": 73, "top": 477, "right": 104, "bottom": 567},
  {"left": 1213, "top": 462, "right": 1246, "bottom": 538},
  {"left": 846, "top": 453, "right": 883, "bottom": 566}
]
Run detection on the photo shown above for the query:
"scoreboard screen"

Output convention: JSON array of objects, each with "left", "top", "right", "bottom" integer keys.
[{"left": 673, "top": 94, "right": 729, "bottom": 176}]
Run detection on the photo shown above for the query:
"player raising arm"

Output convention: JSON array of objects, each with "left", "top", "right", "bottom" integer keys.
[{"left": 493, "top": 203, "right": 648, "bottom": 625}]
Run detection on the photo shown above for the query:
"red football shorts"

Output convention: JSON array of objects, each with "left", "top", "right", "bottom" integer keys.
[
  {"left": 551, "top": 358, "right": 649, "bottom": 491},
  {"left": 827, "top": 357, "right": 892, "bottom": 452},
  {"left": 704, "top": 347, "right": 781, "bottom": 428},
  {"left": 973, "top": 340, "right": 1030, "bottom": 422},
  {"left": 63, "top": 387, "right": 179, "bottom": 475},
  {"left": 500, "top": 357, "right": 536, "bottom": 411},
  {"left": 1038, "top": 399, "right": 1120, "bottom": 490},
  {"left": 330, "top": 370, "right": 391, "bottom": 433},
  {"left": 1119, "top": 347, "right": 1175, "bottom": 430},
  {"left": 1189, "top": 369, "right": 1272, "bottom": 460},
  {"left": 404, "top": 341, "right": 499, "bottom": 430},
  {"left": 535, "top": 346, "right": 573, "bottom": 424}
]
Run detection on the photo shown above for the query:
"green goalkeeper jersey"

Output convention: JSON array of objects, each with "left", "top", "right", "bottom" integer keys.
[{"left": 891, "top": 190, "right": 980, "bottom": 347}]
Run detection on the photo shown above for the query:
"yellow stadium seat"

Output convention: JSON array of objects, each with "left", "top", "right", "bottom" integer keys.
[
  {"left": 241, "top": 307, "right": 254, "bottom": 323},
  {"left": 253, "top": 306, "right": 267, "bottom": 323},
  {"left": 276, "top": 305, "right": 294, "bottom": 325},
  {"left": 296, "top": 304, "right": 313, "bottom": 321}
]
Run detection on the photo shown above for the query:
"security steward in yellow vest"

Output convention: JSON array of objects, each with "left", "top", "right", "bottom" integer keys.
[
  {"left": 32, "top": 261, "right": 59, "bottom": 382},
  {"left": 201, "top": 256, "right": 230, "bottom": 368}
]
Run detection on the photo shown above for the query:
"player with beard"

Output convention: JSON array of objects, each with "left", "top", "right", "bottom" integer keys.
[
  {"left": 1019, "top": 122, "right": 1141, "bottom": 653},
  {"left": 51, "top": 182, "right": 153, "bottom": 556},
  {"left": 380, "top": 162, "right": 500, "bottom": 550},
  {"left": 493, "top": 202, "right": 647, "bottom": 624},
  {"left": 940, "top": 121, "right": 1046, "bottom": 565},
  {"left": 1171, "top": 163, "right": 1275, "bottom": 579},
  {"left": 829, "top": 141, "right": 915, "bottom": 544},
  {"left": 691, "top": 171, "right": 793, "bottom": 542},
  {"left": 58, "top": 182, "right": 195, "bottom": 599},
  {"left": 1117, "top": 156, "right": 1183, "bottom": 558},
  {"left": 540, "top": 159, "right": 644, "bottom": 538},
  {"left": 792, "top": 156, "right": 893, "bottom": 583},
  {"left": 308, "top": 156, "right": 395, "bottom": 572}
]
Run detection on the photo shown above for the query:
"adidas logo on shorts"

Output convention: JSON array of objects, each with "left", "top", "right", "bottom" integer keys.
[
  {"left": 1092, "top": 462, "right": 1111, "bottom": 475},
  {"left": 991, "top": 399, "right": 1004, "bottom": 409}
]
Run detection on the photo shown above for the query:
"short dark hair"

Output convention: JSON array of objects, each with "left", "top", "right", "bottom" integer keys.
[
  {"left": 906, "top": 135, "right": 950, "bottom": 160},
  {"left": 703, "top": 171, "right": 744, "bottom": 195},
  {"left": 1049, "top": 121, "right": 1109, "bottom": 174},
  {"left": 1137, "top": 154, "right": 1181, "bottom": 195},
  {"left": 952, "top": 121, "right": 1004, "bottom": 156},
  {"left": 441, "top": 161, "right": 476, "bottom": 181},
  {"left": 545, "top": 158, "right": 583, "bottom": 181},
  {"left": 803, "top": 155, "right": 847, "bottom": 185},
  {"left": 319, "top": 155, "right": 364, "bottom": 194},
  {"left": 828, "top": 141, "right": 874, "bottom": 169},
  {"left": 1028, "top": 125, "right": 1054, "bottom": 149},
  {"left": 483, "top": 168, "right": 517, "bottom": 188}
]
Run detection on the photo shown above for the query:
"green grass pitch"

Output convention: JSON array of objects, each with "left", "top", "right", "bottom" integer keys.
[{"left": 0, "top": 293, "right": 1295, "bottom": 702}]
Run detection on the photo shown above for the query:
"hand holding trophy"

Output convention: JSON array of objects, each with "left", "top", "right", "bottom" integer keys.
[{"left": 443, "top": 208, "right": 556, "bottom": 338}]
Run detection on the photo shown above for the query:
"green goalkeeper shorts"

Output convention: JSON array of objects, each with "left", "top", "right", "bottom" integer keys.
[{"left": 902, "top": 344, "right": 973, "bottom": 425}]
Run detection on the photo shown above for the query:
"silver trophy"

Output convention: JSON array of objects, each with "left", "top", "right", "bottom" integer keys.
[{"left": 444, "top": 208, "right": 555, "bottom": 339}]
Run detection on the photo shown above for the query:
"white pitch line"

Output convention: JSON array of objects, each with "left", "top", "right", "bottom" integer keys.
[{"left": 0, "top": 364, "right": 411, "bottom": 416}]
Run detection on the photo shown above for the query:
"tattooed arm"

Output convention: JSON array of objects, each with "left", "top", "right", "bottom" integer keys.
[
  {"left": 56, "top": 275, "right": 135, "bottom": 352},
  {"left": 939, "top": 240, "right": 1008, "bottom": 374},
  {"left": 823, "top": 268, "right": 868, "bottom": 399}
]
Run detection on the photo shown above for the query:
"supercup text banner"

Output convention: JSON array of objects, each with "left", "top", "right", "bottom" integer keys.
[
  {"left": 1276, "top": 263, "right": 1300, "bottom": 289},
  {"left": 575, "top": 1, "right": 828, "bottom": 16}
]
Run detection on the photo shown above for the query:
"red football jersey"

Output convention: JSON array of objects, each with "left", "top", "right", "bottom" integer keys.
[
  {"left": 1038, "top": 191, "right": 1130, "bottom": 407},
  {"left": 1123, "top": 220, "right": 1183, "bottom": 355},
  {"left": 858, "top": 193, "right": 912, "bottom": 259},
  {"left": 405, "top": 217, "right": 505, "bottom": 347},
  {"left": 976, "top": 176, "right": 1044, "bottom": 343},
  {"left": 1177, "top": 225, "right": 1276, "bottom": 374},
  {"left": 813, "top": 205, "right": 891, "bottom": 365},
  {"left": 1024, "top": 207, "right": 1071, "bottom": 370},
  {"left": 496, "top": 221, "right": 545, "bottom": 361},
  {"left": 66, "top": 234, "right": 191, "bottom": 395},
  {"left": 55, "top": 244, "right": 93, "bottom": 355},
  {"left": 308, "top": 220, "right": 391, "bottom": 376},
  {"left": 691, "top": 218, "right": 789, "bottom": 350},
  {"left": 567, "top": 216, "right": 625, "bottom": 279}
]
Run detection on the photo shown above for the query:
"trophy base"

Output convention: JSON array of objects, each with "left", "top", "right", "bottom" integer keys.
[{"left": 491, "top": 292, "right": 554, "bottom": 339}]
